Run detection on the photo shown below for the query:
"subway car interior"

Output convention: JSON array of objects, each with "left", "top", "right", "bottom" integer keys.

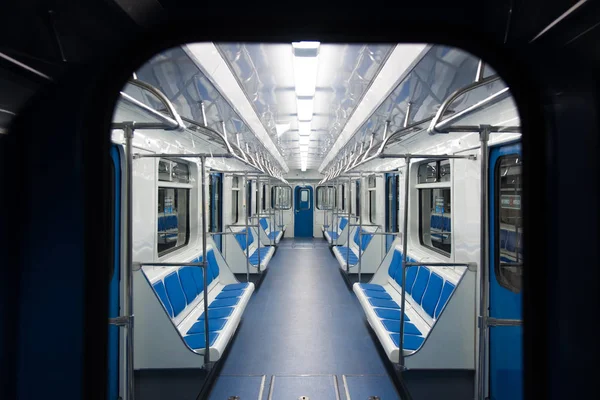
[{"left": 1, "top": 1, "right": 599, "bottom": 400}]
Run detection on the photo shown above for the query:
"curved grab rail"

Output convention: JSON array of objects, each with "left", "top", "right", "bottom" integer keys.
[
  {"left": 127, "top": 79, "right": 185, "bottom": 130},
  {"left": 119, "top": 92, "right": 180, "bottom": 130},
  {"left": 427, "top": 74, "right": 501, "bottom": 135}
]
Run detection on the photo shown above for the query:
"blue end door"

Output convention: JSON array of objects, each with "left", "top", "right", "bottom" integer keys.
[
  {"left": 385, "top": 173, "right": 399, "bottom": 252},
  {"left": 294, "top": 186, "right": 314, "bottom": 237},
  {"left": 489, "top": 142, "right": 523, "bottom": 400},
  {"left": 108, "top": 145, "right": 121, "bottom": 400}
]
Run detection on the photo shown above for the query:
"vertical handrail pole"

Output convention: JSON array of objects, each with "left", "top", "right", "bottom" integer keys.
[
  {"left": 200, "top": 156, "right": 210, "bottom": 366},
  {"left": 257, "top": 178, "right": 261, "bottom": 273},
  {"left": 245, "top": 172, "right": 250, "bottom": 282},
  {"left": 124, "top": 124, "right": 135, "bottom": 400},
  {"left": 477, "top": 126, "right": 491, "bottom": 399},
  {"left": 399, "top": 155, "right": 411, "bottom": 369},
  {"left": 358, "top": 173, "right": 364, "bottom": 282},
  {"left": 270, "top": 178, "right": 274, "bottom": 246},
  {"left": 346, "top": 179, "right": 352, "bottom": 273},
  {"left": 324, "top": 183, "right": 329, "bottom": 232}
]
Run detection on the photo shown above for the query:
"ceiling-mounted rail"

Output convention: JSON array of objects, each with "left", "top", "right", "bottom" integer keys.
[
  {"left": 427, "top": 74, "right": 501, "bottom": 135},
  {"left": 126, "top": 79, "right": 185, "bottom": 130}
]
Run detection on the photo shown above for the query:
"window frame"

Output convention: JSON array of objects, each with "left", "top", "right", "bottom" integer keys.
[
  {"left": 416, "top": 159, "right": 452, "bottom": 258},
  {"left": 157, "top": 182, "right": 192, "bottom": 258},
  {"left": 368, "top": 176, "right": 377, "bottom": 224},
  {"left": 231, "top": 176, "right": 240, "bottom": 224},
  {"left": 316, "top": 185, "right": 337, "bottom": 210},
  {"left": 494, "top": 153, "right": 523, "bottom": 293},
  {"left": 271, "top": 186, "right": 292, "bottom": 210}
]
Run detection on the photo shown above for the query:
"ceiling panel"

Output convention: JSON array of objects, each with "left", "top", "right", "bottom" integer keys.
[{"left": 216, "top": 42, "right": 394, "bottom": 169}]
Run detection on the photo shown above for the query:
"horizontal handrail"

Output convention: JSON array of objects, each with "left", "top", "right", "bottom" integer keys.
[
  {"left": 117, "top": 93, "right": 180, "bottom": 130},
  {"left": 404, "top": 262, "right": 474, "bottom": 268},
  {"left": 209, "top": 231, "right": 244, "bottom": 236},
  {"left": 137, "top": 261, "right": 207, "bottom": 267},
  {"left": 433, "top": 87, "right": 514, "bottom": 133},
  {"left": 348, "top": 223, "right": 380, "bottom": 227},
  {"left": 126, "top": 79, "right": 185, "bottom": 130},
  {"left": 134, "top": 153, "right": 233, "bottom": 159},
  {"left": 427, "top": 74, "right": 501, "bottom": 135},
  {"left": 362, "top": 231, "right": 399, "bottom": 236}
]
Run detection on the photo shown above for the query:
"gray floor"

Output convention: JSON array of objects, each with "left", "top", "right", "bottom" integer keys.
[{"left": 211, "top": 237, "right": 400, "bottom": 399}]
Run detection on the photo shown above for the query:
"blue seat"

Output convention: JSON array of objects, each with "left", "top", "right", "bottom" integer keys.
[
  {"left": 389, "top": 333, "right": 425, "bottom": 351},
  {"left": 187, "top": 318, "right": 228, "bottom": 334},
  {"left": 358, "top": 283, "right": 385, "bottom": 292},
  {"left": 434, "top": 281, "right": 455, "bottom": 319},
  {"left": 152, "top": 281, "right": 174, "bottom": 317},
  {"left": 184, "top": 332, "right": 219, "bottom": 350},
  {"left": 354, "top": 247, "right": 460, "bottom": 360},
  {"left": 216, "top": 289, "right": 244, "bottom": 299},
  {"left": 209, "top": 297, "right": 240, "bottom": 308},
  {"left": 421, "top": 272, "right": 444, "bottom": 317},
  {"left": 223, "top": 283, "right": 249, "bottom": 291},
  {"left": 197, "top": 307, "right": 234, "bottom": 321},
  {"left": 364, "top": 290, "right": 392, "bottom": 300},
  {"left": 374, "top": 308, "right": 410, "bottom": 321},
  {"left": 369, "top": 298, "right": 400, "bottom": 309},
  {"left": 381, "top": 319, "right": 421, "bottom": 335},
  {"left": 164, "top": 272, "right": 187, "bottom": 317}
]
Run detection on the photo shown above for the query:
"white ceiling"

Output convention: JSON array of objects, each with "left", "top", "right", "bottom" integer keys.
[{"left": 216, "top": 43, "right": 394, "bottom": 170}]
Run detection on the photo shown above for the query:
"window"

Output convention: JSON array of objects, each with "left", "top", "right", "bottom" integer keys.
[
  {"left": 261, "top": 184, "right": 266, "bottom": 211},
  {"left": 495, "top": 154, "right": 523, "bottom": 293},
  {"left": 316, "top": 186, "right": 336, "bottom": 210},
  {"left": 271, "top": 186, "right": 291, "bottom": 209},
  {"left": 159, "top": 159, "right": 190, "bottom": 183},
  {"left": 246, "top": 180, "right": 252, "bottom": 218},
  {"left": 418, "top": 160, "right": 452, "bottom": 256},
  {"left": 209, "top": 174, "right": 222, "bottom": 233},
  {"left": 386, "top": 174, "right": 399, "bottom": 233},
  {"left": 157, "top": 187, "right": 190, "bottom": 256},
  {"left": 368, "top": 176, "right": 377, "bottom": 224},
  {"left": 157, "top": 159, "right": 191, "bottom": 256},
  {"left": 231, "top": 176, "right": 239, "bottom": 224},
  {"left": 341, "top": 185, "right": 345, "bottom": 211}
]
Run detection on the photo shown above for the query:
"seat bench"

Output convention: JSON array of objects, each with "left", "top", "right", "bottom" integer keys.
[
  {"left": 148, "top": 246, "right": 255, "bottom": 362},
  {"left": 332, "top": 226, "right": 375, "bottom": 271},
  {"left": 234, "top": 227, "right": 275, "bottom": 270},
  {"left": 323, "top": 216, "right": 348, "bottom": 244},
  {"left": 353, "top": 247, "right": 459, "bottom": 362},
  {"left": 259, "top": 217, "right": 283, "bottom": 244}
]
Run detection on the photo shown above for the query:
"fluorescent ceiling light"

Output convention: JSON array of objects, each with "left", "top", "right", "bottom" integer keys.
[
  {"left": 298, "top": 120, "right": 311, "bottom": 136},
  {"left": 300, "top": 144, "right": 309, "bottom": 152},
  {"left": 296, "top": 97, "right": 314, "bottom": 121},
  {"left": 292, "top": 42, "right": 320, "bottom": 97},
  {"left": 299, "top": 136, "right": 310, "bottom": 145}
]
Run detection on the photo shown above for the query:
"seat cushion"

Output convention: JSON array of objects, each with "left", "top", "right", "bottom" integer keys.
[
  {"left": 390, "top": 333, "right": 425, "bottom": 350},
  {"left": 187, "top": 318, "right": 228, "bottom": 334},
  {"left": 358, "top": 283, "right": 385, "bottom": 292},
  {"left": 223, "top": 283, "right": 249, "bottom": 291},
  {"left": 368, "top": 298, "right": 400, "bottom": 309},
  {"left": 364, "top": 290, "right": 392, "bottom": 300},
  {"left": 215, "top": 289, "right": 244, "bottom": 300},
  {"left": 374, "top": 308, "right": 410, "bottom": 321},
  {"left": 209, "top": 297, "right": 240, "bottom": 308},
  {"left": 197, "top": 307, "right": 234, "bottom": 321},
  {"left": 184, "top": 332, "right": 219, "bottom": 350},
  {"left": 381, "top": 319, "right": 421, "bottom": 335}
]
